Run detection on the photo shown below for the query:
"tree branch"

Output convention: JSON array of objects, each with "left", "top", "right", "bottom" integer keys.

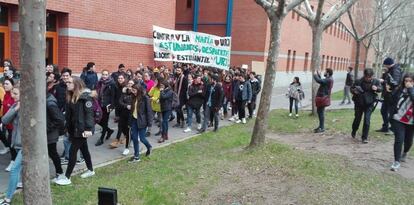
[
  {"left": 293, "top": 4, "right": 312, "bottom": 22},
  {"left": 286, "top": 0, "right": 305, "bottom": 12},
  {"left": 322, "top": 0, "right": 358, "bottom": 29},
  {"left": 346, "top": 10, "right": 359, "bottom": 40}
]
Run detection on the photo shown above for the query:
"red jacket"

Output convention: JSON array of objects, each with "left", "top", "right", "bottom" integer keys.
[{"left": 3, "top": 91, "right": 15, "bottom": 130}]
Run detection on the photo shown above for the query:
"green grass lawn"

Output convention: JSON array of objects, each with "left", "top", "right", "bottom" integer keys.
[
  {"left": 268, "top": 109, "right": 390, "bottom": 142},
  {"left": 11, "top": 110, "right": 413, "bottom": 205},
  {"left": 331, "top": 89, "right": 344, "bottom": 101}
]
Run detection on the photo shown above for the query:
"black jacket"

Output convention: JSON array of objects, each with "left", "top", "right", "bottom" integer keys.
[
  {"left": 160, "top": 87, "right": 174, "bottom": 112},
  {"left": 66, "top": 90, "right": 94, "bottom": 139},
  {"left": 382, "top": 64, "right": 402, "bottom": 101},
  {"left": 131, "top": 95, "right": 153, "bottom": 129},
  {"left": 54, "top": 80, "right": 67, "bottom": 111},
  {"left": 174, "top": 74, "right": 188, "bottom": 105},
  {"left": 47, "top": 93, "right": 65, "bottom": 144},
  {"left": 314, "top": 74, "right": 334, "bottom": 97},
  {"left": 187, "top": 83, "right": 205, "bottom": 109},
  {"left": 205, "top": 83, "right": 224, "bottom": 109},
  {"left": 118, "top": 87, "right": 133, "bottom": 118},
  {"left": 114, "top": 83, "right": 125, "bottom": 115},
  {"left": 345, "top": 72, "right": 354, "bottom": 86},
  {"left": 250, "top": 78, "right": 261, "bottom": 96},
  {"left": 351, "top": 78, "right": 382, "bottom": 107},
  {"left": 97, "top": 78, "right": 116, "bottom": 108}
]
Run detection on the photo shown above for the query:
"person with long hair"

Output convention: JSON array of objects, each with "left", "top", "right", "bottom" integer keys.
[
  {"left": 148, "top": 77, "right": 163, "bottom": 136},
  {"left": 287, "top": 77, "right": 303, "bottom": 117},
  {"left": 55, "top": 77, "right": 95, "bottom": 185},
  {"left": 129, "top": 84, "right": 153, "bottom": 162},
  {"left": 95, "top": 69, "right": 116, "bottom": 146},
  {"left": 222, "top": 74, "right": 232, "bottom": 118},
  {"left": 390, "top": 73, "right": 414, "bottom": 171},
  {"left": 110, "top": 74, "right": 128, "bottom": 148},
  {"left": 1, "top": 79, "right": 16, "bottom": 172},
  {"left": 159, "top": 81, "right": 174, "bottom": 143},
  {"left": 118, "top": 80, "right": 134, "bottom": 155}
]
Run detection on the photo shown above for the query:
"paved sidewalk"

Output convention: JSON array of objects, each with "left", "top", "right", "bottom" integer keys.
[{"left": 0, "top": 78, "right": 348, "bottom": 194}]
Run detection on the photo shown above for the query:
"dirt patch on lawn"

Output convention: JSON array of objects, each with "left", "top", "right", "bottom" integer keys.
[
  {"left": 267, "top": 133, "right": 414, "bottom": 180},
  {"left": 187, "top": 162, "right": 314, "bottom": 205}
]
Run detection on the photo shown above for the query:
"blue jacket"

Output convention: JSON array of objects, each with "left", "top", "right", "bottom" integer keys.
[
  {"left": 233, "top": 80, "right": 252, "bottom": 102},
  {"left": 80, "top": 70, "right": 98, "bottom": 90}
]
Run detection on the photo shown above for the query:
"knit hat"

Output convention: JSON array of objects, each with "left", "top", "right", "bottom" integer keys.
[{"left": 383, "top": 57, "right": 394, "bottom": 66}]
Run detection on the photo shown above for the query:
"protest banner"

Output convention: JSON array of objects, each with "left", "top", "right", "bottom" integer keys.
[{"left": 153, "top": 25, "right": 231, "bottom": 70}]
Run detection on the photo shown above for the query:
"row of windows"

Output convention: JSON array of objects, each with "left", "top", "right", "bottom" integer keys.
[
  {"left": 290, "top": 11, "right": 352, "bottom": 44},
  {"left": 285, "top": 50, "right": 350, "bottom": 72}
]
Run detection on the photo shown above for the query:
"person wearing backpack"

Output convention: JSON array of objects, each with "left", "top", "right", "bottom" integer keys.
[
  {"left": 128, "top": 84, "right": 153, "bottom": 163},
  {"left": 55, "top": 77, "right": 95, "bottom": 186},
  {"left": 159, "top": 81, "right": 174, "bottom": 143},
  {"left": 46, "top": 88, "right": 66, "bottom": 183}
]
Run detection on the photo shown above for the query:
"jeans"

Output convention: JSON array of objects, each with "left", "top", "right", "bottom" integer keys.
[
  {"left": 162, "top": 110, "right": 172, "bottom": 135},
  {"left": 352, "top": 105, "right": 374, "bottom": 140},
  {"left": 236, "top": 100, "right": 247, "bottom": 120},
  {"left": 48, "top": 143, "right": 63, "bottom": 175},
  {"left": 289, "top": 97, "right": 299, "bottom": 114},
  {"left": 380, "top": 101, "right": 392, "bottom": 131},
  {"left": 222, "top": 98, "right": 229, "bottom": 115},
  {"left": 130, "top": 118, "right": 152, "bottom": 158},
  {"left": 202, "top": 106, "right": 219, "bottom": 130},
  {"left": 342, "top": 85, "right": 351, "bottom": 103},
  {"left": 392, "top": 120, "right": 414, "bottom": 162},
  {"left": 65, "top": 137, "right": 93, "bottom": 179},
  {"left": 187, "top": 106, "right": 201, "bottom": 127},
  {"left": 6, "top": 149, "right": 21, "bottom": 199},
  {"left": 317, "top": 106, "right": 325, "bottom": 130}
]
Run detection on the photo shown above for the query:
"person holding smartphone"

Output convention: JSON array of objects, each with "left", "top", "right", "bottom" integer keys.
[{"left": 55, "top": 76, "right": 95, "bottom": 185}]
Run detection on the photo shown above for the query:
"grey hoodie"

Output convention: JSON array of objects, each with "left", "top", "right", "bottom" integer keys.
[{"left": 2, "top": 103, "right": 21, "bottom": 150}]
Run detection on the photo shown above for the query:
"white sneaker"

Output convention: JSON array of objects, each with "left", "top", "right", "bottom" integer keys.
[
  {"left": 235, "top": 119, "right": 241, "bottom": 124},
  {"left": 122, "top": 149, "right": 130, "bottom": 156},
  {"left": 52, "top": 174, "right": 66, "bottom": 183},
  {"left": 5, "top": 161, "right": 14, "bottom": 172},
  {"left": 228, "top": 116, "right": 235, "bottom": 121},
  {"left": 197, "top": 123, "right": 202, "bottom": 130},
  {"left": 80, "top": 170, "right": 95, "bottom": 179},
  {"left": 55, "top": 176, "right": 71, "bottom": 185},
  {"left": 183, "top": 127, "right": 192, "bottom": 133},
  {"left": 242, "top": 118, "right": 246, "bottom": 124},
  {"left": 391, "top": 161, "right": 401, "bottom": 171},
  {"left": 17, "top": 182, "right": 23, "bottom": 188},
  {"left": 289, "top": 113, "right": 292, "bottom": 117},
  {"left": 295, "top": 114, "right": 299, "bottom": 117},
  {"left": 0, "top": 147, "right": 10, "bottom": 155}
]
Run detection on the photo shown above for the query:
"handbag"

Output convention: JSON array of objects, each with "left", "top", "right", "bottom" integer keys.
[{"left": 315, "top": 96, "right": 331, "bottom": 107}]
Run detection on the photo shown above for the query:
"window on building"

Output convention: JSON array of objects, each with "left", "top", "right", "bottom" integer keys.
[
  {"left": 322, "top": 55, "right": 325, "bottom": 69},
  {"left": 330, "top": 56, "right": 334, "bottom": 68},
  {"left": 0, "top": 5, "right": 8, "bottom": 26},
  {"left": 187, "top": 0, "right": 192, "bottom": 8},
  {"left": 297, "top": 13, "right": 300, "bottom": 21},
  {"left": 333, "top": 23, "right": 337, "bottom": 36},
  {"left": 46, "top": 12, "right": 57, "bottom": 31},
  {"left": 286, "top": 50, "right": 291, "bottom": 72},
  {"left": 292, "top": 50, "right": 296, "bottom": 72},
  {"left": 292, "top": 11, "right": 295, "bottom": 19},
  {"left": 326, "top": 55, "right": 330, "bottom": 68},
  {"left": 304, "top": 52, "right": 309, "bottom": 71},
  {"left": 330, "top": 26, "right": 333, "bottom": 34}
]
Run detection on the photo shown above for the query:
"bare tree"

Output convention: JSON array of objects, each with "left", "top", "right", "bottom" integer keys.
[
  {"left": 295, "top": 0, "right": 358, "bottom": 114},
  {"left": 250, "top": 0, "right": 304, "bottom": 148},
  {"left": 19, "top": 0, "right": 52, "bottom": 204},
  {"left": 342, "top": 0, "right": 409, "bottom": 79}
]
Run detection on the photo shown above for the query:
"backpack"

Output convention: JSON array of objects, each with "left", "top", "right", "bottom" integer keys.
[
  {"left": 172, "top": 92, "right": 180, "bottom": 108},
  {"left": 92, "top": 98, "right": 103, "bottom": 124}
]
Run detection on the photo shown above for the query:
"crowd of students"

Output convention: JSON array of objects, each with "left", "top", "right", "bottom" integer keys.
[{"left": 0, "top": 60, "right": 262, "bottom": 203}]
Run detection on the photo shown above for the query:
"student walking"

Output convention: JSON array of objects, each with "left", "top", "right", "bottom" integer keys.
[
  {"left": 118, "top": 80, "right": 134, "bottom": 155},
  {"left": 233, "top": 74, "right": 252, "bottom": 124},
  {"left": 158, "top": 81, "right": 174, "bottom": 143},
  {"left": 287, "top": 77, "right": 303, "bottom": 117},
  {"left": 341, "top": 67, "right": 354, "bottom": 105},
  {"left": 55, "top": 77, "right": 95, "bottom": 185}
]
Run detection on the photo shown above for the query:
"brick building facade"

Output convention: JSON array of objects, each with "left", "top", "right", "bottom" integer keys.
[{"left": 0, "top": 0, "right": 371, "bottom": 85}]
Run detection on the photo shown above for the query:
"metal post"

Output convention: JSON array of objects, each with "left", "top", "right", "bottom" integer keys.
[
  {"left": 226, "top": 0, "right": 233, "bottom": 37},
  {"left": 193, "top": 0, "right": 200, "bottom": 32}
]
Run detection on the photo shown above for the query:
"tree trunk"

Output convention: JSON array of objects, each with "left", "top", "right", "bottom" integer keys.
[
  {"left": 354, "top": 40, "right": 361, "bottom": 80},
  {"left": 18, "top": 0, "right": 52, "bottom": 204},
  {"left": 249, "top": 17, "right": 283, "bottom": 148},
  {"left": 310, "top": 26, "right": 324, "bottom": 115}
]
